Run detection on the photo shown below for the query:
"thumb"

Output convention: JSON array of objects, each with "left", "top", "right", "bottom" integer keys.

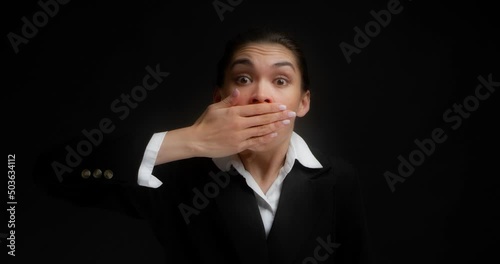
[{"left": 217, "top": 88, "right": 239, "bottom": 108}]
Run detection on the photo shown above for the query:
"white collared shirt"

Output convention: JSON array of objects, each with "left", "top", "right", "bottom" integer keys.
[{"left": 137, "top": 131, "right": 323, "bottom": 237}]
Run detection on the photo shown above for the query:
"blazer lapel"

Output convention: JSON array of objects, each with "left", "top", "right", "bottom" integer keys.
[
  {"left": 266, "top": 161, "right": 334, "bottom": 264},
  {"left": 213, "top": 167, "right": 270, "bottom": 264}
]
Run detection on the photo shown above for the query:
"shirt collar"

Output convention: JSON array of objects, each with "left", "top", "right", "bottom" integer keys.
[{"left": 212, "top": 131, "right": 323, "bottom": 172}]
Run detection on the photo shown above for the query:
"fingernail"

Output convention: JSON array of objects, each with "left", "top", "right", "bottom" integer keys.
[
  {"left": 288, "top": 111, "right": 296, "bottom": 117},
  {"left": 232, "top": 88, "right": 239, "bottom": 97},
  {"left": 279, "top": 105, "right": 287, "bottom": 110},
  {"left": 282, "top": 120, "right": 290, "bottom": 125},
  {"left": 270, "top": 132, "right": 278, "bottom": 137}
]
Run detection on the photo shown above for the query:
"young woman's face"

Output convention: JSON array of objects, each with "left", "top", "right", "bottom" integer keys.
[{"left": 218, "top": 43, "right": 310, "bottom": 149}]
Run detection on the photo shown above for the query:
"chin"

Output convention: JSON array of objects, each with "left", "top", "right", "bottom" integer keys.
[{"left": 246, "top": 143, "right": 275, "bottom": 153}]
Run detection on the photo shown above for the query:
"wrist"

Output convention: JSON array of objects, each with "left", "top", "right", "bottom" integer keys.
[
  {"left": 155, "top": 126, "right": 201, "bottom": 164},
  {"left": 185, "top": 125, "right": 205, "bottom": 158}
]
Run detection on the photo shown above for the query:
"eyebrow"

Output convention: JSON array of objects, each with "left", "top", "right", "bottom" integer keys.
[
  {"left": 272, "top": 61, "right": 296, "bottom": 72},
  {"left": 229, "top": 58, "right": 296, "bottom": 72}
]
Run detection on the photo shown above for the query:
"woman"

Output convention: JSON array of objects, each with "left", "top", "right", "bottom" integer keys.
[{"left": 39, "top": 27, "right": 374, "bottom": 264}]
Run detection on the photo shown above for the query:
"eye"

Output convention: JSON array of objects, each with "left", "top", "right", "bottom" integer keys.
[
  {"left": 275, "top": 78, "right": 288, "bottom": 86},
  {"left": 236, "top": 76, "right": 252, "bottom": 85}
]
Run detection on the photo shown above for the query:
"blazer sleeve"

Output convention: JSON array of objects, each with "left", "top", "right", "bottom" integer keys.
[
  {"left": 33, "top": 131, "right": 152, "bottom": 213},
  {"left": 33, "top": 131, "right": 196, "bottom": 262}
]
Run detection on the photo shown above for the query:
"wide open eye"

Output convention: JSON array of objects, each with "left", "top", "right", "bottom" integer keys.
[
  {"left": 275, "top": 77, "right": 289, "bottom": 86},
  {"left": 236, "top": 76, "right": 252, "bottom": 85}
]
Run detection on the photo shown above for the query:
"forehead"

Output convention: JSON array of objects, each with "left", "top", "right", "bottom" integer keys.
[{"left": 230, "top": 43, "right": 298, "bottom": 66}]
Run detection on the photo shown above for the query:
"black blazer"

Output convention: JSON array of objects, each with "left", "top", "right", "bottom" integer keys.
[{"left": 35, "top": 132, "right": 375, "bottom": 264}]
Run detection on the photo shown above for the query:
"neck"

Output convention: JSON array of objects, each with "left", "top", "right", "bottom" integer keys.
[{"left": 238, "top": 136, "right": 291, "bottom": 194}]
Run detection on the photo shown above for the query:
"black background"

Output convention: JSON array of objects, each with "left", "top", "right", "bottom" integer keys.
[{"left": 3, "top": 0, "right": 499, "bottom": 263}]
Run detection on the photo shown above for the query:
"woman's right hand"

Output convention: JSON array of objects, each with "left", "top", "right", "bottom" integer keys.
[{"left": 155, "top": 89, "right": 295, "bottom": 165}]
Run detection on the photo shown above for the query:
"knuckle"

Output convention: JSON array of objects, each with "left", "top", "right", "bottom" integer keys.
[
  {"left": 227, "top": 107, "right": 237, "bottom": 115},
  {"left": 268, "top": 122, "right": 278, "bottom": 131},
  {"left": 271, "top": 104, "right": 279, "bottom": 112},
  {"left": 263, "top": 114, "right": 274, "bottom": 124},
  {"left": 232, "top": 119, "right": 243, "bottom": 130},
  {"left": 207, "top": 104, "right": 216, "bottom": 111},
  {"left": 259, "top": 125, "right": 271, "bottom": 135}
]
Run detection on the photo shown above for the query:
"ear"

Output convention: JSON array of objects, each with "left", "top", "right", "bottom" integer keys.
[
  {"left": 213, "top": 87, "right": 223, "bottom": 103},
  {"left": 296, "top": 90, "right": 311, "bottom": 117}
]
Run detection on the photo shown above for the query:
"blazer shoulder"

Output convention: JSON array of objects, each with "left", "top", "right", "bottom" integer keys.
[
  {"left": 309, "top": 148, "right": 357, "bottom": 174},
  {"left": 310, "top": 148, "right": 360, "bottom": 189},
  {"left": 329, "top": 155, "right": 358, "bottom": 177}
]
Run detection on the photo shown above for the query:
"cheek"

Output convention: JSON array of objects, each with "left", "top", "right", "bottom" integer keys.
[{"left": 280, "top": 91, "right": 303, "bottom": 109}]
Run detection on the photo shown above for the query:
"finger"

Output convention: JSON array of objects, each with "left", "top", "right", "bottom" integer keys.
[
  {"left": 243, "top": 110, "right": 296, "bottom": 128},
  {"left": 215, "top": 88, "right": 239, "bottom": 109},
  {"left": 236, "top": 103, "right": 288, "bottom": 117},
  {"left": 242, "top": 118, "right": 290, "bottom": 139},
  {"left": 240, "top": 131, "right": 279, "bottom": 150}
]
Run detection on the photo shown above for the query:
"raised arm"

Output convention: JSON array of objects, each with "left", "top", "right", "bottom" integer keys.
[{"left": 155, "top": 88, "right": 295, "bottom": 165}]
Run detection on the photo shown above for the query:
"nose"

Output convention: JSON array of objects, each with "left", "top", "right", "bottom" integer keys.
[{"left": 249, "top": 81, "right": 273, "bottom": 104}]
